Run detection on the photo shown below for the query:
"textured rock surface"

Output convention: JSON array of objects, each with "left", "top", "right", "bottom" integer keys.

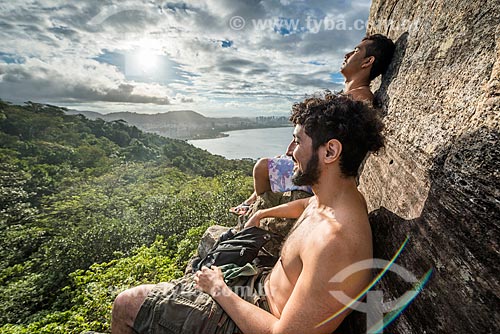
[{"left": 356, "top": 0, "right": 500, "bottom": 332}]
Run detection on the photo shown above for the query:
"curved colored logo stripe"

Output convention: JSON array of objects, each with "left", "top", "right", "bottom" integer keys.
[
  {"left": 367, "top": 268, "right": 433, "bottom": 333},
  {"left": 316, "top": 236, "right": 410, "bottom": 328}
]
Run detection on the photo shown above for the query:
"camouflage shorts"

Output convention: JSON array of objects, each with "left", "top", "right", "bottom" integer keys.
[{"left": 133, "top": 272, "right": 270, "bottom": 334}]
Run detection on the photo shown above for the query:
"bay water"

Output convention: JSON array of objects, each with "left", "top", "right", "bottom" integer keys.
[{"left": 187, "top": 127, "right": 294, "bottom": 160}]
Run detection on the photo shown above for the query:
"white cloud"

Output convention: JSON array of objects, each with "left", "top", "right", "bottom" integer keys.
[
  {"left": 0, "top": 0, "right": 372, "bottom": 116},
  {"left": 0, "top": 58, "right": 170, "bottom": 104}
]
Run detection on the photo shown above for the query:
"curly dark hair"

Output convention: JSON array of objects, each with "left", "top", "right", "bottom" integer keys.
[
  {"left": 289, "top": 93, "right": 385, "bottom": 177},
  {"left": 362, "top": 34, "right": 395, "bottom": 80}
]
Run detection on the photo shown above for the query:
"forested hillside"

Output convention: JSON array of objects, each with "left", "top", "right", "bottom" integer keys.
[{"left": 0, "top": 100, "right": 254, "bottom": 333}]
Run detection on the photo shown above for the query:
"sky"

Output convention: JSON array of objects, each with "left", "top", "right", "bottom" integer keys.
[{"left": 0, "top": 0, "right": 372, "bottom": 117}]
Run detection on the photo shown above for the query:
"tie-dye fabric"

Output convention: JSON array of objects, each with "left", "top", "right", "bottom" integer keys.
[{"left": 267, "top": 155, "right": 312, "bottom": 193}]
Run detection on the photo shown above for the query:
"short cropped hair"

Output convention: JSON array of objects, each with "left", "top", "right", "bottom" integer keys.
[
  {"left": 362, "top": 34, "right": 395, "bottom": 80},
  {"left": 289, "top": 93, "right": 385, "bottom": 177}
]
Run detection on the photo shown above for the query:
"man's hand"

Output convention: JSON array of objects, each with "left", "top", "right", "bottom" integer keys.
[
  {"left": 194, "top": 266, "right": 227, "bottom": 297},
  {"left": 244, "top": 210, "right": 262, "bottom": 228}
]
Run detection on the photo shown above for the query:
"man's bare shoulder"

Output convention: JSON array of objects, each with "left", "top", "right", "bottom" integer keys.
[
  {"left": 348, "top": 88, "right": 374, "bottom": 104},
  {"left": 304, "top": 203, "right": 372, "bottom": 264}
]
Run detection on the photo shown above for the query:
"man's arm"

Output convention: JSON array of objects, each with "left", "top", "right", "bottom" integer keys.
[
  {"left": 244, "top": 197, "right": 311, "bottom": 228},
  {"left": 195, "top": 222, "right": 371, "bottom": 334}
]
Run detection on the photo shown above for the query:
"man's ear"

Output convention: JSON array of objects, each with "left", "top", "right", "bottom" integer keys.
[
  {"left": 362, "top": 55, "right": 375, "bottom": 68},
  {"left": 324, "top": 139, "right": 342, "bottom": 163}
]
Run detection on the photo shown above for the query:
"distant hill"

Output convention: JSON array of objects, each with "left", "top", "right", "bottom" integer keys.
[
  {"left": 73, "top": 109, "right": 209, "bottom": 123},
  {"left": 65, "top": 109, "right": 290, "bottom": 140}
]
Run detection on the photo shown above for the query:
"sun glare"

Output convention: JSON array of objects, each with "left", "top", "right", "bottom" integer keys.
[
  {"left": 125, "top": 40, "right": 162, "bottom": 78},
  {"left": 133, "top": 48, "right": 158, "bottom": 74}
]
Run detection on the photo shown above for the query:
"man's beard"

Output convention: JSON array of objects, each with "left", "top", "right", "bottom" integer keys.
[{"left": 292, "top": 151, "right": 320, "bottom": 186}]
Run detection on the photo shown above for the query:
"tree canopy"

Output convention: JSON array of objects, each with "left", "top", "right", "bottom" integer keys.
[{"left": 0, "top": 101, "right": 254, "bottom": 332}]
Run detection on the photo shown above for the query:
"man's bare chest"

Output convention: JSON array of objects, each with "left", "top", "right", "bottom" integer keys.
[{"left": 280, "top": 216, "right": 317, "bottom": 276}]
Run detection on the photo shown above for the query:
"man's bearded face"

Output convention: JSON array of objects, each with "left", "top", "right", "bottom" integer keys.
[{"left": 292, "top": 150, "right": 321, "bottom": 186}]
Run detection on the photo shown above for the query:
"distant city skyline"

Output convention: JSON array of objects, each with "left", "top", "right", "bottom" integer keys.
[{"left": 0, "top": 1, "right": 371, "bottom": 117}]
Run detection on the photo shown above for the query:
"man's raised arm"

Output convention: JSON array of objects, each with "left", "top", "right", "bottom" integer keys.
[{"left": 244, "top": 197, "right": 311, "bottom": 228}]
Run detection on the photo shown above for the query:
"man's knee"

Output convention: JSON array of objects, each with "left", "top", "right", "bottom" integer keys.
[
  {"left": 254, "top": 158, "right": 271, "bottom": 195},
  {"left": 112, "top": 289, "right": 133, "bottom": 322},
  {"left": 113, "top": 289, "right": 129, "bottom": 314},
  {"left": 253, "top": 158, "right": 269, "bottom": 179},
  {"left": 112, "top": 285, "right": 154, "bottom": 325}
]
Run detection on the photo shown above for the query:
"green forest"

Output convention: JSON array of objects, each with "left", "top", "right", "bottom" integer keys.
[{"left": 0, "top": 100, "right": 254, "bottom": 333}]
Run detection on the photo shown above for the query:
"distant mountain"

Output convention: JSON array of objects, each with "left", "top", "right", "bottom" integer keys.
[
  {"left": 65, "top": 109, "right": 104, "bottom": 120},
  {"left": 65, "top": 109, "right": 290, "bottom": 140},
  {"left": 66, "top": 109, "right": 209, "bottom": 123}
]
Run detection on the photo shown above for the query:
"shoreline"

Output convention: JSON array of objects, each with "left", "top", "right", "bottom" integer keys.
[{"left": 188, "top": 125, "right": 292, "bottom": 141}]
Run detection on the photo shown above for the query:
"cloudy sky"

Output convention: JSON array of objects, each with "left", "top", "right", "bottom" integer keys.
[{"left": 0, "top": 0, "right": 372, "bottom": 117}]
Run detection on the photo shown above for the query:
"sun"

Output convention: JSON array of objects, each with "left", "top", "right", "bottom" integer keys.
[
  {"left": 125, "top": 40, "right": 162, "bottom": 78},
  {"left": 133, "top": 48, "right": 158, "bottom": 75}
]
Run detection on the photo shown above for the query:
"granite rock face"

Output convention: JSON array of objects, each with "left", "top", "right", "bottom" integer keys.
[{"left": 356, "top": 0, "right": 499, "bottom": 332}]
